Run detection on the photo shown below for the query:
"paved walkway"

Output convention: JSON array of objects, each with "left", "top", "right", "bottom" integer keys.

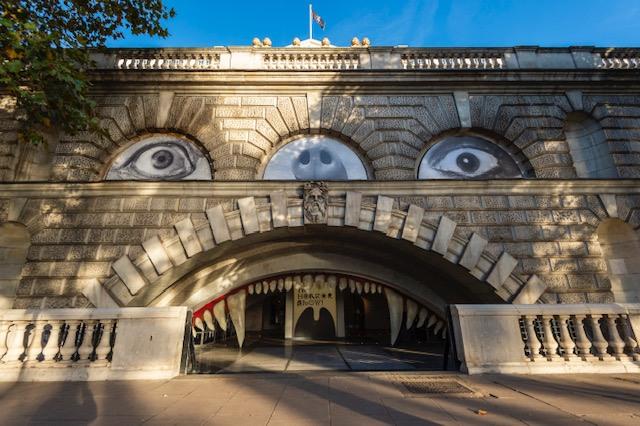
[{"left": 1, "top": 373, "right": 639, "bottom": 425}]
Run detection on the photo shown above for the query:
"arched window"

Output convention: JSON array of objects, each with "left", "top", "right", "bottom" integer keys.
[
  {"left": 564, "top": 112, "right": 617, "bottom": 178},
  {"left": 263, "top": 136, "right": 368, "bottom": 180},
  {"left": 418, "top": 135, "right": 522, "bottom": 179},
  {"left": 105, "top": 135, "right": 212, "bottom": 180},
  {"left": 597, "top": 219, "right": 640, "bottom": 302}
]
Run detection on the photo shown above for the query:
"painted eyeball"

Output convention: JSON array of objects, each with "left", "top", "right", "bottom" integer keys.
[
  {"left": 106, "top": 137, "right": 212, "bottom": 180},
  {"left": 292, "top": 146, "right": 348, "bottom": 180},
  {"left": 419, "top": 136, "right": 522, "bottom": 179}
]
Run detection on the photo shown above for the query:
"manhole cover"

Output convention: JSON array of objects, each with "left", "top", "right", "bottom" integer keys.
[{"left": 400, "top": 379, "right": 473, "bottom": 394}]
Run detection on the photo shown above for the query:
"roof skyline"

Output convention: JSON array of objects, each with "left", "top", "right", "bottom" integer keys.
[{"left": 106, "top": 0, "right": 640, "bottom": 49}]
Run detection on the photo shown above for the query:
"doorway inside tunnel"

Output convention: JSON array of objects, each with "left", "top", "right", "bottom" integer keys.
[{"left": 190, "top": 273, "right": 450, "bottom": 374}]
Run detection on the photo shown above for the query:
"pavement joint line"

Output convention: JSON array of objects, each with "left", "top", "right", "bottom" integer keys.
[{"left": 492, "top": 379, "right": 599, "bottom": 425}]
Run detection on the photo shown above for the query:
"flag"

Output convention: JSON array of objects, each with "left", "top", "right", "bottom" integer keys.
[{"left": 312, "top": 10, "right": 326, "bottom": 30}]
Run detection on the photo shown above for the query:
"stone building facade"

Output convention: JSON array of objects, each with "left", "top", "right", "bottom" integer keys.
[{"left": 1, "top": 45, "right": 640, "bottom": 357}]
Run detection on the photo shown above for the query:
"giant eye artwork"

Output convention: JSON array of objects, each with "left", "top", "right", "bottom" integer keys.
[
  {"left": 105, "top": 136, "right": 212, "bottom": 180},
  {"left": 418, "top": 136, "right": 522, "bottom": 179},
  {"left": 263, "top": 136, "right": 368, "bottom": 180}
]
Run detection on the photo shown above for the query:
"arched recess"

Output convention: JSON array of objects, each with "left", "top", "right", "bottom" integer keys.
[
  {"left": 417, "top": 129, "right": 536, "bottom": 179},
  {"left": 0, "top": 222, "right": 30, "bottom": 308},
  {"left": 564, "top": 112, "right": 618, "bottom": 178},
  {"left": 597, "top": 219, "right": 640, "bottom": 302},
  {"left": 101, "top": 191, "right": 548, "bottom": 312}
]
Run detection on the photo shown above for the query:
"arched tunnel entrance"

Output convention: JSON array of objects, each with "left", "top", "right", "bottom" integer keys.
[{"left": 137, "top": 225, "right": 506, "bottom": 373}]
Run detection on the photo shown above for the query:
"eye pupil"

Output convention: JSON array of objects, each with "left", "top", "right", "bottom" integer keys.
[
  {"left": 456, "top": 152, "right": 479, "bottom": 173},
  {"left": 320, "top": 150, "right": 332, "bottom": 164},
  {"left": 152, "top": 150, "right": 174, "bottom": 169},
  {"left": 299, "top": 150, "right": 311, "bottom": 165}
]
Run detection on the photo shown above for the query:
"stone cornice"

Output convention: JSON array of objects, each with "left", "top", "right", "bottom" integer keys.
[{"left": 1, "top": 180, "right": 639, "bottom": 198}]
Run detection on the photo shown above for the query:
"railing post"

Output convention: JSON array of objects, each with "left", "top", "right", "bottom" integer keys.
[
  {"left": 524, "top": 315, "right": 542, "bottom": 360},
  {"left": 589, "top": 315, "right": 611, "bottom": 359},
  {"left": 26, "top": 321, "right": 47, "bottom": 362},
  {"left": 60, "top": 320, "right": 81, "bottom": 362},
  {"left": 4, "top": 321, "right": 28, "bottom": 363},
  {"left": 42, "top": 321, "right": 63, "bottom": 362},
  {"left": 557, "top": 315, "right": 576, "bottom": 360},
  {"left": 94, "top": 320, "right": 115, "bottom": 362},
  {"left": 620, "top": 314, "right": 640, "bottom": 360},
  {"left": 0, "top": 320, "right": 10, "bottom": 361},
  {"left": 78, "top": 320, "right": 97, "bottom": 362},
  {"left": 541, "top": 316, "right": 559, "bottom": 359},
  {"left": 605, "top": 315, "right": 626, "bottom": 360},
  {"left": 572, "top": 315, "right": 593, "bottom": 359}
]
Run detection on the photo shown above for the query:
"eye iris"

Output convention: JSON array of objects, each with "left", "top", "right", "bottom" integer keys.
[
  {"left": 456, "top": 152, "right": 480, "bottom": 174},
  {"left": 299, "top": 150, "right": 311, "bottom": 165},
  {"left": 320, "top": 150, "right": 332, "bottom": 164},
  {"left": 152, "top": 150, "right": 174, "bottom": 169}
]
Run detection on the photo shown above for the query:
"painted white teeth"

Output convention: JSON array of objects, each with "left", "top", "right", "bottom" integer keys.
[
  {"left": 349, "top": 279, "right": 355, "bottom": 293},
  {"left": 338, "top": 277, "right": 347, "bottom": 291},
  {"left": 303, "top": 274, "right": 313, "bottom": 290},
  {"left": 364, "top": 282, "right": 370, "bottom": 293},
  {"left": 356, "top": 281, "right": 363, "bottom": 294},
  {"left": 269, "top": 280, "right": 276, "bottom": 292},
  {"left": 277, "top": 279, "right": 284, "bottom": 292},
  {"left": 377, "top": 284, "right": 383, "bottom": 294},
  {"left": 417, "top": 308, "right": 428, "bottom": 328},
  {"left": 194, "top": 317, "right": 205, "bottom": 331},
  {"left": 285, "top": 276, "right": 293, "bottom": 291},
  {"left": 203, "top": 309, "right": 215, "bottom": 330},
  {"left": 405, "top": 299, "right": 418, "bottom": 330},
  {"left": 427, "top": 314, "right": 437, "bottom": 328},
  {"left": 294, "top": 275, "right": 302, "bottom": 290},
  {"left": 384, "top": 288, "right": 403, "bottom": 346},
  {"left": 248, "top": 284, "right": 254, "bottom": 295},
  {"left": 213, "top": 301, "right": 227, "bottom": 331},
  {"left": 227, "top": 290, "right": 246, "bottom": 348},
  {"left": 327, "top": 275, "right": 337, "bottom": 286},
  {"left": 434, "top": 320, "right": 444, "bottom": 335},
  {"left": 255, "top": 282, "right": 262, "bottom": 294}
]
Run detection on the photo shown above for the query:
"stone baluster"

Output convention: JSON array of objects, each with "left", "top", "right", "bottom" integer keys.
[
  {"left": 94, "top": 320, "right": 115, "bottom": 362},
  {"left": 620, "top": 315, "right": 639, "bottom": 360},
  {"left": 523, "top": 316, "right": 542, "bottom": 360},
  {"left": 26, "top": 321, "right": 47, "bottom": 362},
  {"left": 60, "top": 320, "right": 81, "bottom": 362},
  {"left": 78, "top": 320, "right": 97, "bottom": 362},
  {"left": 541, "top": 316, "right": 559, "bottom": 359},
  {"left": 557, "top": 315, "right": 576, "bottom": 360},
  {"left": 572, "top": 315, "right": 593, "bottom": 359},
  {"left": 3, "top": 321, "right": 29, "bottom": 363},
  {"left": 0, "top": 320, "right": 10, "bottom": 361},
  {"left": 589, "top": 315, "right": 610, "bottom": 359},
  {"left": 42, "top": 321, "right": 63, "bottom": 362},
  {"left": 605, "top": 315, "right": 626, "bottom": 360}
]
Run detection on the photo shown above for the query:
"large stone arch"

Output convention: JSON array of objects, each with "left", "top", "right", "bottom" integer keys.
[{"left": 101, "top": 188, "right": 548, "bottom": 309}]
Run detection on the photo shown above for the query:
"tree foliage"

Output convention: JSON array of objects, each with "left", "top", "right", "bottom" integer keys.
[{"left": 0, "top": 1, "right": 175, "bottom": 144}]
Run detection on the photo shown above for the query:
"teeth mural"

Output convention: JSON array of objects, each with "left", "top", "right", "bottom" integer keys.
[
  {"left": 194, "top": 317, "right": 205, "bottom": 331},
  {"left": 194, "top": 273, "right": 448, "bottom": 348},
  {"left": 405, "top": 299, "right": 418, "bottom": 330},
  {"left": 226, "top": 290, "right": 246, "bottom": 348},
  {"left": 427, "top": 314, "right": 437, "bottom": 329},
  {"left": 213, "top": 301, "right": 227, "bottom": 331},
  {"left": 384, "top": 288, "right": 403, "bottom": 345},
  {"left": 203, "top": 309, "right": 215, "bottom": 330},
  {"left": 417, "top": 307, "right": 428, "bottom": 328}
]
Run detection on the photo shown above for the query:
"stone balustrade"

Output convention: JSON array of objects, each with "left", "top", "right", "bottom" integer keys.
[
  {"left": 451, "top": 304, "right": 640, "bottom": 374},
  {"left": 89, "top": 46, "right": 640, "bottom": 72},
  {"left": 0, "top": 307, "right": 188, "bottom": 381}
]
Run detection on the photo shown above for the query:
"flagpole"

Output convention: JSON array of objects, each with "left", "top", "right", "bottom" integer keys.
[{"left": 309, "top": 3, "right": 313, "bottom": 40}]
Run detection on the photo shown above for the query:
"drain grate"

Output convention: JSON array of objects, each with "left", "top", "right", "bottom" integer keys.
[{"left": 389, "top": 375, "right": 477, "bottom": 396}]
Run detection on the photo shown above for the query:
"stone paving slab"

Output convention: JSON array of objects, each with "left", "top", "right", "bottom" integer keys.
[{"left": 0, "top": 373, "right": 639, "bottom": 425}]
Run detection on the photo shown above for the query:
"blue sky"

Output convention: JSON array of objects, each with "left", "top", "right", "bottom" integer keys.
[{"left": 108, "top": 0, "right": 640, "bottom": 48}]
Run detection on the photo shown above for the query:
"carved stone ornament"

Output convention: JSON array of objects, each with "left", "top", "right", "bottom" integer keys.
[{"left": 303, "top": 181, "right": 329, "bottom": 224}]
